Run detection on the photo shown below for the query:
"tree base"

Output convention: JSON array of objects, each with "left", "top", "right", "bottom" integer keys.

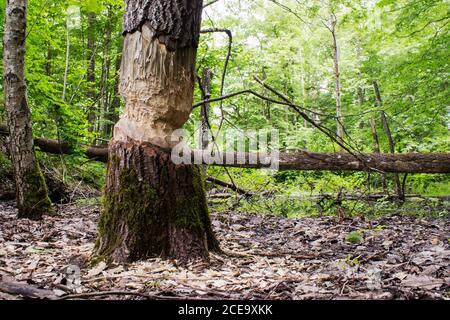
[
  {"left": 17, "top": 164, "right": 53, "bottom": 220},
  {"left": 94, "top": 140, "right": 220, "bottom": 264}
]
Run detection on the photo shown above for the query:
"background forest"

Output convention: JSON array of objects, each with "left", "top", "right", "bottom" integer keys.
[{"left": 0, "top": 0, "right": 449, "bottom": 217}]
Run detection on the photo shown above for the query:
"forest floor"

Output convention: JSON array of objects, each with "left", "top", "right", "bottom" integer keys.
[{"left": 0, "top": 199, "right": 449, "bottom": 300}]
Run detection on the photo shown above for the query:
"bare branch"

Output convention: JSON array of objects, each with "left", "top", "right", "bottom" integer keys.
[
  {"left": 200, "top": 28, "right": 233, "bottom": 135},
  {"left": 203, "top": 0, "right": 220, "bottom": 9}
]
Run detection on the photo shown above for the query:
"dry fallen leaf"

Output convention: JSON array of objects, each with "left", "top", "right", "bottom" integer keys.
[
  {"left": 402, "top": 275, "right": 444, "bottom": 290},
  {"left": 86, "top": 261, "right": 107, "bottom": 278}
]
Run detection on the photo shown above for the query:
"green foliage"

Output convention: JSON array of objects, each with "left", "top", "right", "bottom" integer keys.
[
  {"left": 0, "top": 0, "right": 448, "bottom": 217},
  {"left": 346, "top": 231, "right": 363, "bottom": 244}
]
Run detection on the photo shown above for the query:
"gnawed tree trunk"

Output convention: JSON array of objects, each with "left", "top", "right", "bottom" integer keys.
[
  {"left": 3, "top": 0, "right": 51, "bottom": 219},
  {"left": 94, "top": 0, "right": 219, "bottom": 263}
]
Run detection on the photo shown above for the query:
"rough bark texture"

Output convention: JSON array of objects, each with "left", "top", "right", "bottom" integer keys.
[
  {"left": 3, "top": 0, "right": 51, "bottom": 219},
  {"left": 95, "top": 0, "right": 218, "bottom": 263},
  {"left": 122, "top": 0, "right": 203, "bottom": 51},
  {"left": 95, "top": 140, "right": 218, "bottom": 263}
]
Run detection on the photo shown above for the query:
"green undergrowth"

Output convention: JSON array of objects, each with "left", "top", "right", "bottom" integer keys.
[
  {"left": 207, "top": 167, "right": 450, "bottom": 219},
  {"left": 37, "top": 151, "right": 106, "bottom": 189},
  {"left": 22, "top": 153, "right": 449, "bottom": 220}
]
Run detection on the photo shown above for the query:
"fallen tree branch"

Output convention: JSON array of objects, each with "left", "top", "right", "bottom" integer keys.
[
  {"left": 1, "top": 124, "right": 449, "bottom": 173},
  {"left": 0, "top": 279, "right": 57, "bottom": 300},
  {"left": 206, "top": 176, "right": 253, "bottom": 197},
  {"left": 58, "top": 290, "right": 208, "bottom": 301}
]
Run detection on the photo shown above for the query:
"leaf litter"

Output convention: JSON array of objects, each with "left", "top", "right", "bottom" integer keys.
[{"left": 0, "top": 200, "right": 448, "bottom": 300}]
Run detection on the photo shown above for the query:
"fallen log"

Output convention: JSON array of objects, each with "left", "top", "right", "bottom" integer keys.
[
  {"left": 0, "top": 123, "right": 108, "bottom": 162},
  {"left": 0, "top": 124, "right": 449, "bottom": 173},
  {"left": 0, "top": 279, "right": 57, "bottom": 300},
  {"left": 34, "top": 137, "right": 108, "bottom": 163}
]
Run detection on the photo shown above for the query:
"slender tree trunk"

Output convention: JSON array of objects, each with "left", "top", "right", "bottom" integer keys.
[
  {"left": 98, "top": 7, "right": 113, "bottom": 141},
  {"left": 284, "top": 82, "right": 290, "bottom": 128},
  {"left": 261, "top": 68, "right": 271, "bottom": 120},
  {"left": 104, "top": 38, "right": 123, "bottom": 140},
  {"left": 373, "top": 80, "right": 402, "bottom": 198},
  {"left": 95, "top": 0, "right": 219, "bottom": 264},
  {"left": 86, "top": 11, "right": 96, "bottom": 133},
  {"left": 329, "top": 16, "right": 344, "bottom": 149},
  {"left": 313, "top": 87, "right": 321, "bottom": 124},
  {"left": 3, "top": 0, "right": 51, "bottom": 219},
  {"left": 369, "top": 118, "right": 388, "bottom": 192},
  {"left": 299, "top": 47, "right": 307, "bottom": 127},
  {"left": 45, "top": 41, "right": 52, "bottom": 76},
  {"left": 62, "top": 20, "right": 70, "bottom": 102},
  {"left": 201, "top": 68, "right": 211, "bottom": 177},
  {"left": 357, "top": 87, "right": 364, "bottom": 107}
]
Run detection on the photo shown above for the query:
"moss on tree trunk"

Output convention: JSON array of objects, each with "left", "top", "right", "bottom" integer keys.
[
  {"left": 4, "top": 0, "right": 52, "bottom": 219},
  {"left": 18, "top": 164, "right": 52, "bottom": 219},
  {"left": 94, "top": 140, "right": 220, "bottom": 263}
]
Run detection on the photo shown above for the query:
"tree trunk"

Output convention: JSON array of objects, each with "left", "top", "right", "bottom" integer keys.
[
  {"left": 86, "top": 11, "right": 96, "bottom": 133},
  {"left": 95, "top": 0, "right": 219, "bottom": 264},
  {"left": 62, "top": 17, "right": 70, "bottom": 102},
  {"left": 3, "top": 0, "right": 51, "bottom": 219},
  {"left": 45, "top": 41, "right": 52, "bottom": 76},
  {"left": 98, "top": 7, "right": 113, "bottom": 141},
  {"left": 200, "top": 68, "right": 211, "bottom": 177},
  {"left": 369, "top": 118, "right": 388, "bottom": 192},
  {"left": 373, "top": 80, "right": 402, "bottom": 198},
  {"left": 104, "top": 38, "right": 123, "bottom": 140},
  {"left": 330, "top": 16, "right": 344, "bottom": 149}
]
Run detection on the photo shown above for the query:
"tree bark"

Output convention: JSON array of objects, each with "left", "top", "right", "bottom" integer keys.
[
  {"left": 95, "top": 0, "right": 219, "bottom": 264},
  {"left": 86, "top": 11, "right": 97, "bottom": 132},
  {"left": 200, "top": 68, "right": 211, "bottom": 177},
  {"left": 329, "top": 15, "right": 344, "bottom": 149},
  {"left": 104, "top": 38, "right": 123, "bottom": 140},
  {"left": 369, "top": 118, "right": 387, "bottom": 192},
  {"left": 98, "top": 7, "right": 113, "bottom": 141},
  {"left": 373, "top": 80, "right": 402, "bottom": 198},
  {"left": 3, "top": 0, "right": 51, "bottom": 219}
]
